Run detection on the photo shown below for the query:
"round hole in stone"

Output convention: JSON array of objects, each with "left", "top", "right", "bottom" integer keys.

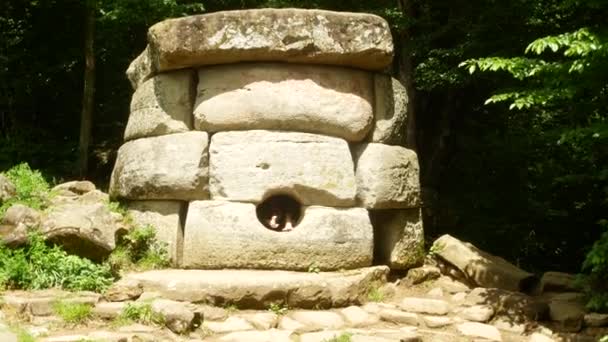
[{"left": 256, "top": 194, "right": 302, "bottom": 232}]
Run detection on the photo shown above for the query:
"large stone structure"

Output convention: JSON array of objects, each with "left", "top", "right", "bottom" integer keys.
[{"left": 110, "top": 8, "right": 423, "bottom": 271}]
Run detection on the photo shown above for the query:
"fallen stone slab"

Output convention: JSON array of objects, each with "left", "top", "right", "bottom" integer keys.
[
  {"left": 353, "top": 143, "right": 421, "bottom": 209},
  {"left": 195, "top": 63, "right": 373, "bottom": 141},
  {"left": 455, "top": 322, "right": 502, "bottom": 341},
  {"left": 182, "top": 201, "right": 373, "bottom": 270},
  {"left": 399, "top": 298, "right": 450, "bottom": 315},
  {"left": 540, "top": 271, "right": 578, "bottom": 293},
  {"left": 110, "top": 131, "right": 209, "bottom": 201},
  {"left": 147, "top": 9, "right": 393, "bottom": 72},
  {"left": 432, "top": 234, "right": 538, "bottom": 292},
  {"left": 122, "top": 266, "right": 388, "bottom": 309},
  {"left": 209, "top": 131, "right": 356, "bottom": 206}
]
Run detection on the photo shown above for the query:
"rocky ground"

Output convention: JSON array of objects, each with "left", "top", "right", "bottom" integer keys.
[{"left": 0, "top": 265, "right": 606, "bottom": 342}]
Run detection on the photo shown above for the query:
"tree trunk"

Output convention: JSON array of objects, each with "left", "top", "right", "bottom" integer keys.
[
  {"left": 397, "top": 0, "right": 417, "bottom": 151},
  {"left": 79, "top": 2, "right": 95, "bottom": 178}
]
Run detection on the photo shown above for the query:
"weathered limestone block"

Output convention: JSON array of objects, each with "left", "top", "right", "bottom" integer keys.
[
  {"left": 209, "top": 131, "right": 356, "bottom": 206},
  {"left": 127, "top": 201, "right": 184, "bottom": 265},
  {"left": 182, "top": 201, "right": 373, "bottom": 270},
  {"left": 195, "top": 63, "right": 374, "bottom": 141},
  {"left": 126, "top": 46, "right": 154, "bottom": 90},
  {"left": 371, "top": 208, "right": 424, "bottom": 270},
  {"left": 368, "top": 74, "right": 409, "bottom": 145},
  {"left": 353, "top": 143, "right": 421, "bottom": 209},
  {"left": 147, "top": 9, "right": 393, "bottom": 72},
  {"left": 110, "top": 131, "right": 209, "bottom": 201},
  {"left": 124, "top": 70, "right": 194, "bottom": 141},
  {"left": 432, "top": 234, "right": 538, "bottom": 293}
]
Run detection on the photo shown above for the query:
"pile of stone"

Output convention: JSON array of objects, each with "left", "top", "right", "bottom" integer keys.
[{"left": 110, "top": 8, "right": 424, "bottom": 271}]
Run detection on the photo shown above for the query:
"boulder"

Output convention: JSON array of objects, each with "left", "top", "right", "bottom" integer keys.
[
  {"left": 367, "top": 74, "right": 410, "bottom": 145},
  {"left": 209, "top": 131, "right": 356, "bottom": 206},
  {"left": 103, "top": 278, "right": 143, "bottom": 302},
  {"left": 39, "top": 202, "right": 127, "bottom": 261},
  {"left": 1, "top": 204, "right": 41, "bottom": 245},
  {"left": 540, "top": 272, "right": 578, "bottom": 293},
  {"left": 0, "top": 174, "right": 16, "bottom": 203},
  {"left": 548, "top": 300, "right": 584, "bottom": 332},
  {"left": 150, "top": 299, "right": 200, "bottom": 334},
  {"left": 371, "top": 208, "right": 424, "bottom": 270},
  {"left": 127, "top": 201, "right": 184, "bottom": 264},
  {"left": 147, "top": 9, "right": 393, "bottom": 72},
  {"left": 49, "top": 189, "right": 109, "bottom": 207},
  {"left": 123, "top": 266, "right": 389, "bottom": 309},
  {"left": 194, "top": 63, "right": 373, "bottom": 141},
  {"left": 403, "top": 265, "right": 441, "bottom": 285},
  {"left": 353, "top": 143, "right": 421, "bottom": 209},
  {"left": 126, "top": 46, "right": 154, "bottom": 90},
  {"left": 52, "top": 181, "right": 96, "bottom": 195},
  {"left": 110, "top": 131, "right": 209, "bottom": 201},
  {"left": 182, "top": 201, "right": 373, "bottom": 270},
  {"left": 125, "top": 70, "right": 194, "bottom": 141},
  {"left": 431, "top": 234, "right": 538, "bottom": 292}
]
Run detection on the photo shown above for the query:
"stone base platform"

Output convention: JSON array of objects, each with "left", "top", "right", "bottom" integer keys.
[{"left": 122, "top": 266, "right": 389, "bottom": 309}]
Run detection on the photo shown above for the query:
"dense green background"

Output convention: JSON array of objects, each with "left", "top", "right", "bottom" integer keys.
[{"left": 1, "top": 0, "right": 606, "bottom": 302}]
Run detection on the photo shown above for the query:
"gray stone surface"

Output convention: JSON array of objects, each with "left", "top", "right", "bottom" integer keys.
[
  {"left": 110, "top": 131, "right": 209, "bottom": 201},
  {"left": 422, "top": 315, "right": 452, "bottom": 328},
  {"left": 455, "top": 322, "right": 502, "bottom": 341},
  {"left": 126, "top": 46, "right": 154, "bottom": 90},
  {"left": 125, "top": 70, "right": 194, "bottom": 141},
  {"left": 368, "top": 74, "right": 409, "bottom": 145},
  {"left": 182, "top": 201, "right": 373, "bottom": 270},
  {"left": 432, "top": 234, "right": 537, "bottom": 292},
  {"left": 195, "top": 63, "right": 373, "bottom": 141},
  {"left": 399, "top": 298, "right": 450, "bottom": 315},
  {"left": 147, "top": 9, "right": 393, "bottom": 72},
  {"left": 371, "top": 208, "right": 424, "bottom": 270},
  {"left": 209, "top": 131, "right": 356, "bottom": 206},
  {"left": 127, "top": 200, "right": 184, "bottom": 264},
  {"left": 459, "top": 305, "right": 494, "bottom": 322},
  {"left": 378, "top": 309, "right": 419, "bottom": 325},
  {"left": 353, "top": 143, "right": 421, "bottom": 209},
  {"left": 122, "top": 266, "right": 388, "bottom": 309}
]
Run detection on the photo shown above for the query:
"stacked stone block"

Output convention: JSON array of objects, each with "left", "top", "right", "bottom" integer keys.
[{"left": 110, "top": 8, "right": 423, "bottom": 271}]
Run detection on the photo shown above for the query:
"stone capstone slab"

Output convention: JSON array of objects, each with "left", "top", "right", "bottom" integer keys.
[
  {"left": 371, "top": 208, "right": 424, "bottom": 270},
  {"left": 147, "top": 9, "right": 393, "bottom": 72},
  {"left": 194, "top": 63, "right": 373, "bottom": 141},
  {"left": 125, "top": 70, "right": 194, "bottom": 141},
  {"left": 432, "top": 234, "right": 538, "bottom": 293},
  {"left": 209, "top": 131, "right": 356, "bottom": 206},
  {"left": 127, "top": 201, "right": 184, "bottom": 265},
  {"left": 182, "top": 201, "right": 373, "bottom": 270},
  {"left": 110, "top": 131, "right": 209, "bottom": 201},
  {"left": 122, "top": 266, "right": 388, "bottom": 309},
  {"left": 353, "top": 143, "right": 421, "bottom": 209},
  {"left": 368, "top": 74, "right": 409, "bottom": 145}
]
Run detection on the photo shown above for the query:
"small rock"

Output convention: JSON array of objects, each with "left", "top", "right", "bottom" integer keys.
[
  {"left": 529, "top": 332, "right": 557, "bottom": 342},
  {"left": 104, "top": 278, "right": 143, "bottom": 302},
  {"left": 459, "top": 305, "right": 494, "bottom": 322},
  {"left": 340, "top": 306, "right": 379, "bottom": 327},
  {"left": 195, "top": 304, "right": 228, "bottom": 321},
  {"left": 400, "top": 297, "right": 450, "bottom": 315},
  {"left": 548, "top": 301, "right": 585, "bottom": 332},
  {"left": 584, "top": 312, "right": 608, "bottom": 327},
  {"left": 456, "top": 322, "right": 502, "bottom": 341},
  {"left": 427, "top": 287, "right": 444, "bottom": 298},
  {"left": 151, "top": 299, "right": 199, "bottom": 334},
  {"left": 206, "top": 316, "right": 255, "bottom": 333},
  {"left": 239, "top": 312, "right": 278, "bottom": 330},
  {"left": 492, "top": 317, "right": 527, "bottom": 334},
  {"left": 422, "top": 315, "right": 452, "bottom": 328},
  {"left": 289, "top": 310, "right": 346, "bottom": 330},
  {"left": 404, "top": 265, "right": 441, "bottom": 285},
  {"left": 218, "top": 329, "right": 295, "bottom": 342},
  {"left": 378, "top": 309, "right": 419, "bottom": 325},
  {"left": 93, "top": 302, "right": 128, "bottom": 319}
]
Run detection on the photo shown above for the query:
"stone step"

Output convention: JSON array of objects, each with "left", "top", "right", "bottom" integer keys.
[{"left": 120, "top": 266, "right": 388, "bottom": 309}]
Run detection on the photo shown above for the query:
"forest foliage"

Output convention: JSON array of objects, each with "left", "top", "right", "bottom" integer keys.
[{"left": 0, "top": 0, "right": 606, "bottom": 308}]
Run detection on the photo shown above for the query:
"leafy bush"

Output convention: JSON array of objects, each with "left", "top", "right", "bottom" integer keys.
[
  {"left": 581, "top": 220, "right": 608, "bottom": 312},
  {"left": 53, "top": 301, "right": 93, "bottom": 324},
  {"left": 0, "top": 162, "right": 51, "bottom": 216},
  {"left": 0, "top": 232, "right": 114, "bottom": 292},
  {"left": 109, "top": 225, "right": 170, "bottom": 273}
]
